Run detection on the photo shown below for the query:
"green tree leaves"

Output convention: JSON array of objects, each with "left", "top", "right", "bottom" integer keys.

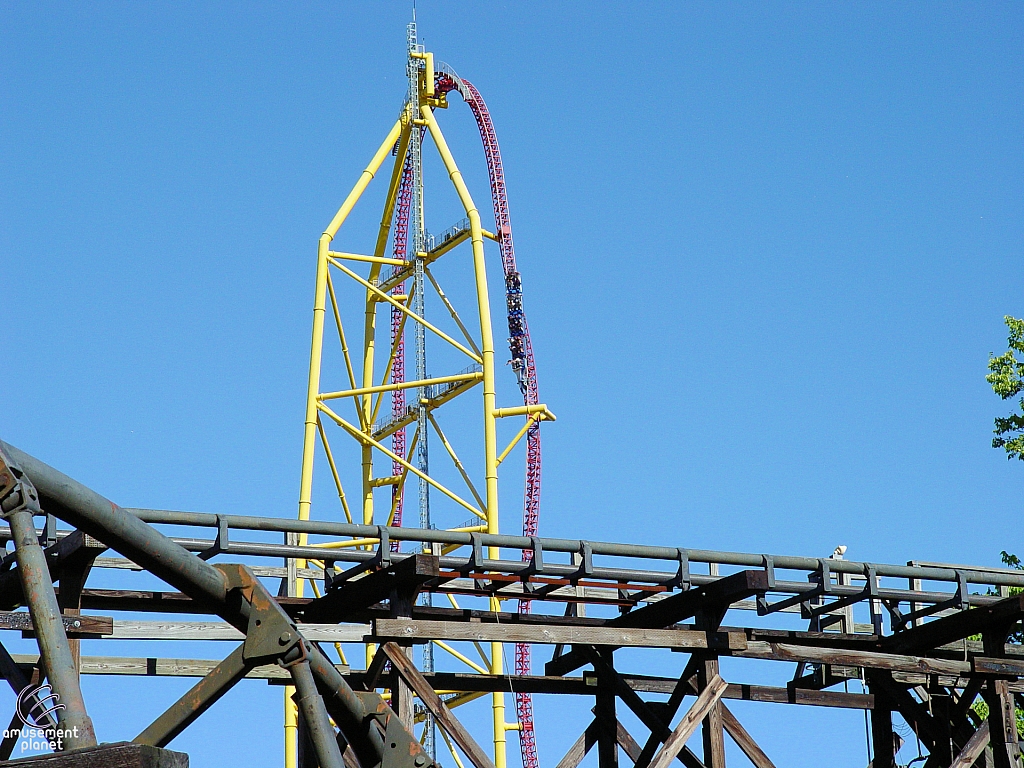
[{"left": 987, "top": 316, "right": 1024, "bottom": 461}]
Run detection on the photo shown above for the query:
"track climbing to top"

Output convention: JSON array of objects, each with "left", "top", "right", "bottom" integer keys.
[{"left": 435, "top": 65, "right": 543, "bottom": 768}]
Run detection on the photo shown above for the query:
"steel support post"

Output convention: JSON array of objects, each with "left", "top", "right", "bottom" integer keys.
[
  {"left": 291, "top": 656, "right": 344, "bottom": 768},
  {"left": 0, "top": 448, "right": 96, "bottom": 751}
]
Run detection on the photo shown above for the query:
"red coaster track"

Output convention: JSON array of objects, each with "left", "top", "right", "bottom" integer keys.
[{"left": 436, "top": 70, "right": 542, "bottom": 768}]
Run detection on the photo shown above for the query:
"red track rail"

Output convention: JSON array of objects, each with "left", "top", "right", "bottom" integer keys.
[{"left": 436, "top": 72, "right": 542, "bottom": 768}]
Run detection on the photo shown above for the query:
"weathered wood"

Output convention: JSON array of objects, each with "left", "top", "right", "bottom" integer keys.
[
  {"left": 613, "top": 571, "right": 768, "bottom": 631},
  {"left": 108, "top": 620, "right": 368, "bottom": 643},
  {"left": 8, "top": 654, "right": 347, "bottom": 679},
  {"left": 982, "top": 678, "right": 1020, "bottom": 768},
  {"left": 554, "top": 720, "right": 599, "bottom": 768},
  {"left": 593, "top": 649, "right": 620, "bottom": 768},
  {"left": 883, "top": 595, "right": 1024, "bottom": 655},
  {"left": 697, "top": 657, "right": 725, "bottom": 768},
  {"left": 0, "top": 742, "right": 187, "bottom": 767},
  {"left": 648, "top": 676, "right": 728, "bottom": 768},
  {"left": 346, "top": 669, "right": 873, "bottom": 708},
  {"left": 949, "top": 722, "right": 990, "bottom": 768},
  {"left": 720, "top": 704, "right": 776, "bottom": 768},
  {"left": 738, "top": 640, "right": 971, "bottom": 676},
  {"left": 867, "top": 671, "right": 896, "bottom": 768},
  {"left": 580, "top": 647, "right": 704, "bottom": 768},
  {"left": 634, "top": 658, "right": 700, "bottom": 768},
  {"left": 302, "top": 554, "right": 439, "bottom": 623},
  {"left": 615, "top": 721, "right": 643, "bottom": 763},
  {"left": 380, "top": 642, "right": 496, "bottom": 768},
  {"left": 375, "top": 619, "right": 745, "bottom": 651},
  {"left": 0, "top": 610, "right": 112, "bottom": 637}
]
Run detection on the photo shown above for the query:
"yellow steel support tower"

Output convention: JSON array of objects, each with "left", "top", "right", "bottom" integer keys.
[{"left": 291, "top": 39, "right": 553, "bottom": 768}]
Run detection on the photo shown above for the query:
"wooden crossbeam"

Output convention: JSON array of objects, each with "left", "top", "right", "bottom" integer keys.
[
  {"left": 302, "top": 554, "right": 440, "bottom": 623},
  {"left": 648, "top": 676, "right": 728, "bottom": 768},
  {"left": 379, "top": 618, "right": 745, "bottom": 651},
  {"left": 949, "top": 722, "right": 990, "bottom": 768},
  {"left": 555, "top": 719, "right": 599, "bottom": 768},
  {"left": 379, "top": 642, "right": 496, "bottom": 768},
  {"left": 883, "top": 595, "right": 1024, "bottom": 655},
  {"left": 612, "top": 571, "right": 769, "bottom": 630}
]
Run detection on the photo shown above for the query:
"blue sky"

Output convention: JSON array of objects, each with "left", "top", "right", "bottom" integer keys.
[{"left": 1, "top": 3, "right": 1022, "bottom": 766}]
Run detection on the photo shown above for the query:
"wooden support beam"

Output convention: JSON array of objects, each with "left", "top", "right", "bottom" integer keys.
[
  {"left": 949, "top": 722, "right": 990, "bottom": 768},
  {"left": 591, "top": 648, "right": 620, "bottom": 768},
  {"left": 697, "top": 656, "right": 726, "bottom": 768},
  {"left": 580, "top": 648, "right": 704, "bottom": 768},
  {"left": 883, "top": 595, "right": 1024, "bottom": 655},
  {"left": 302, "top": 554, "right": 439, "bottom": 623},
  {"left": 720, "top": 704, "right": 776, "bottom": 768},
  {"left": 0, "top": 530, "right": 106, "bottom": 611},
  {"left": 380, "top": 642, "right": 496, "bottom": 768},
  {"left": 982, "top": 679, "right": 1020, "bottom": 768},
  {"left": 613, "top": 571, "right": 769, "bottom": 631},
  {"left": 867, "top": 671, "right": 896, "bottom": 768},
  {"left": 380, "top": 619, "right": 745, "bottom": 652},
  {"left": 555, "top": 720, "right": 599, "bottom": 768},
  {"left": 648, "top": 676, "right": 728, "bottom": 768}
]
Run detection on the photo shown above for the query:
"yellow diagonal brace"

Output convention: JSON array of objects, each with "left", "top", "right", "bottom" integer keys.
[
  {"left": 318, "top": 403, "right": 485, "bottom": 520},
  {"left": 427, "top": 412, "right": 486, "bottom": 510},
  {"left": 316, "top": 417, "right": 353, "bottom": 523},
  {"left": 496, "top": 413, "right": 542, "bottom": 467},
  {"left": 330, "top": 258, "right": 483, "bottom": 364},
  {"left": 424, "top": 266, "right": 482, "bottom": 358}
]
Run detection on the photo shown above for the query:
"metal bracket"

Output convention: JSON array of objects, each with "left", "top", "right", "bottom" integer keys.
[
  {"left": 215, "top": 563, "right": 302, "bottom": 664},
  {"left": 526, "top": 536, "right": 544, "bottom": 575},
  {"left": 0, "top": 448, "right": 41, "bottom": 519},
  {"left": 198, "top": 515, "right": 230, "bottom": 561},
  {"left": 576, "top": 542, "right": 594, "bottom": 579},
  {"left": 672, "top": 549, "right": 691, "bottom": 591}
]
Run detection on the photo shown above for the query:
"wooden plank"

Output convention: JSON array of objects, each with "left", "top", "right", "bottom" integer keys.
[
  {"left": 554, "top": 720, "right": 599, "bottom": 768},
  {"left": 0, "top": 742, "right": 187, "bottom": 767},
  {"left": 649, "top": 675, "right": 728, "bottom": 768},
  {"left": 8, "top": 654, "right": 347, "bottom": 680},
  {"left": 374, "top": 619, "right": 745, "bottom": 651},
  {"left": 972, "top": 656, "right": 1024, "bottom": 676},
  {"left": 615, "top": 721, "right": 643, "bottom": 763},
  {"left": 949, "top": 722, "right": 990, "bottom": 768},
  {"left": 0, "top": 610, "right": 112, "bottom": 636},
  {"left": 108, "top": 620, "right": 369, "bottom": 643},
  {"left": 698, "top": 656, "right": 725, "bottom": 768},
  {"left": 380, "top": 642, "right": 496, "bottom": 768},
  {"left": 720, "top": 704, "right": 776, "bottom": 768},
  {"left": 346, "top": 670, "right": 874, "bottom": 708},
  {"left": 738, "top": 641, "right": 971, "bottom": 676}
]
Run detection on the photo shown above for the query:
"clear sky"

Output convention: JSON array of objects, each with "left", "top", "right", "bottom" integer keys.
[{"left": 1, "top": 3, "right": 1022, "bottom": 766}]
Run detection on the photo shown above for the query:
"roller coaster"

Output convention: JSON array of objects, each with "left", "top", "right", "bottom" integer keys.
[{"left": 0, "top": 21, "right": 1021, "bottom": 768}]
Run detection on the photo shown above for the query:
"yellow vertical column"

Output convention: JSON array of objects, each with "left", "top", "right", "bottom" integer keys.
[
  {"left": 292, "top": 117, "right": 404, "bottom": 768},
  {"left": 421, "top": 102, "right": 505, "bottom": 768}
]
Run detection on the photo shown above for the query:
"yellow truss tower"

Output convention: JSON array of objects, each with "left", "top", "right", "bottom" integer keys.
[{"left": 288, "top": 42, "right": 554, "bottom": 768}]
